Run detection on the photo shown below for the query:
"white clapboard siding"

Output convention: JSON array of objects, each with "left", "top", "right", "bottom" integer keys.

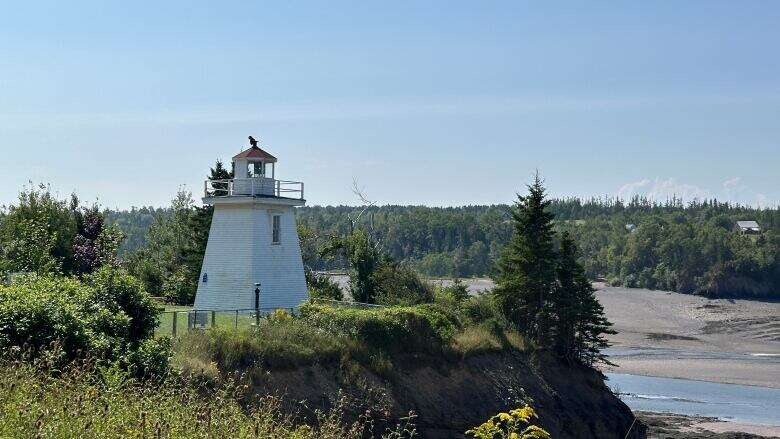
[{"left": 194, "top": 202, "right": 308, "bottom": 311}]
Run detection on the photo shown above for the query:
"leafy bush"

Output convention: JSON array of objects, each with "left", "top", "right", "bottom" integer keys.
[
  {"left": 373, "top": 263, "right": 434, "bottom": 306},
  {"left": 0, "top": 275, "right": 91, "bottom": 359},
  {"left": 305, "top": 268, "right": 343, "bottom": 301},
  {"left": 301, "top": 303, "right": 461, "bottom": 354},
  {"left": 0, "top": 268, "right": 163, "bottom": 374}
]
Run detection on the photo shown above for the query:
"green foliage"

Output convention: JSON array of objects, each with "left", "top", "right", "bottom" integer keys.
[
  {"left": 320, "top": 228, "right": 384, "bottom": 303},
  {"left": 0, "top": 268, "right": 163, "bottom": 374},
  {"left": 128, "top": 189, "right": 200, "bottom": 304},
  {"left": 494, "top": 174, "right": 557, "bottom": 341},
  {"left": 320, "top": 228, "right": 433, "bottom": 305},
  {"left": 0, "top": 186, "right": 123, "bottom": 277},
  {"left": 439, "top": 279, "right": 470, "bottom": 303},
  {"left": 492, "top": 177, "right": 614, "bottom": 365},
  {"left": 0, "top": 185, "right": 75, "bottom": 274},
  {"left": 550, "top": 233, "right": 615, "bottom": 366},
  {"left": 559, "top": 204, "right": 780, "bottom": 298},
  {"left": 0, "top": 359, "right": 375, "bottom": 439},
  {"left": 196, "top": 322, "right": 350, "bottom": 370},
  {"left": 0, "top": 275, "right": 91, "bottom": 359},
  {"left": 466, "top": 405, "right": 551, "bottom": 439},
  {"left": 301, "top": 302, "right": 461, "bottom": 354},
  {"left": 305, "top": 268, "right": 343, "bottom": 301},
  {"left": 373, "top": 262, "right": 434, "bottom": 306}
]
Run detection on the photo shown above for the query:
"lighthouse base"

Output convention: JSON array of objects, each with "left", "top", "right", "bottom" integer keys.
[{"left": 194, "top": 200, "right": 308, "bottom": 311}]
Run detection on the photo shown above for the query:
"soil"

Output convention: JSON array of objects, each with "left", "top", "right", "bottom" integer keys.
[{"left": 247, "top": 351, "right": 645, "bottom": 439}]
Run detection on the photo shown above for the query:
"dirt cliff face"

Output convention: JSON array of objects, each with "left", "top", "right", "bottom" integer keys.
[{"left": 247, "top": 351, "right": 646, "bottom": 439}]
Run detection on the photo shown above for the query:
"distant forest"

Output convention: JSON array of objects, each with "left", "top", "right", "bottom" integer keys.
[{"left": 106, "top": 197, "right": 780, "bottom": 299}]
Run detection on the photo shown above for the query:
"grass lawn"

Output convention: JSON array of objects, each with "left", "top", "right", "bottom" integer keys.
[{"left": 155, "top": 309, "right": 261, "bottom": 337}]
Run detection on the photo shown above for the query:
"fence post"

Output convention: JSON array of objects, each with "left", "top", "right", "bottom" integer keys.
[
  {"left": 235, "top": 310, "right": 239, "bottom": 329},
  {"left": 172, "top": 312, "right": 177, "bottom": 337},
  {"left": 211, "top": 310, "right": 216, "bottom": 328},
  {"left": 254, "top": 283, "right": 261, "bottom": 326}
]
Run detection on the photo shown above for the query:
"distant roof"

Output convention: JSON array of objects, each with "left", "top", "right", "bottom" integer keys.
[
  {"left": 233, "top": 146, "right": 277, "bottom": 163},
  {"left": 736, "top": 220, "right": 760, "bottom": 229}
]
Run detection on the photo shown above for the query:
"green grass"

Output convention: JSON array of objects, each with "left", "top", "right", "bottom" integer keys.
[
  {"left": 0, "top": 360, "right": 375, "bottom": 439},
  {"left": 155, "top": 310, "right": 259, "bottom": 338},
  {"left": 175, "top": 303, "right": 531, "bottom": 379}
]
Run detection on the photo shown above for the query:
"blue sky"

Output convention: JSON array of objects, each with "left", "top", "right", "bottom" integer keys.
[{"left": 1, "top": 1, "right": 778, "bottom": 209}]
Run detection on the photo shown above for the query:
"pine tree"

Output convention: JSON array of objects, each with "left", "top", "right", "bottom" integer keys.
[
  {"left": 552, "top": 232, "right": 615, "bottom": 365},
  {"left": 494, "top": 173, "right": 557, "bottom": 342},
  {"left": 550, "top": 232, "right": 579, "bottom": 362}
]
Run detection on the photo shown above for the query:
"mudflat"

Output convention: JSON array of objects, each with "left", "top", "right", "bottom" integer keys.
[{"left": 595, "top": 283, "right": 780, "bottom": 389}]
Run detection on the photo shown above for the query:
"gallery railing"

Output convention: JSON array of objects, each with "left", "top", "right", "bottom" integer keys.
[{"left": 204, "top": 178, "right": 304, "bottom": 200}]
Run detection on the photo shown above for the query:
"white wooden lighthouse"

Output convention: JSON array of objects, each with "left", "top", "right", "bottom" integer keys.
[{"left": 194, "top": 139, "right": 308, "bottom": 311}]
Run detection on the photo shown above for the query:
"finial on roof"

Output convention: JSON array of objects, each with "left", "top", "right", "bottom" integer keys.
[{"left": 248, "top": 136, "right": 259, "bottom": 148}]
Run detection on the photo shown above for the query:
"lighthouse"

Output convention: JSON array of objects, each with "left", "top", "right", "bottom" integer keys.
[{"left": 194, "top": 139, "right": 308, "bottom": 311}]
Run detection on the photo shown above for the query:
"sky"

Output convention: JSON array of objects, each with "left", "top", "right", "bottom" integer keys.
[{"left": 1, "top": 1, "right": 778, "bottom": 209}]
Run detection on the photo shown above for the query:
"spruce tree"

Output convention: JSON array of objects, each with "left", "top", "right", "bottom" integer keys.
[
  {"left": 494, "top": 173, "right": 557, "bottom": 343},
  {"left": 553, "top": 232, "right": 615, "bottom": 365},
  {"left": 551, "top": 232, "right": 579, "bottom": 362}
]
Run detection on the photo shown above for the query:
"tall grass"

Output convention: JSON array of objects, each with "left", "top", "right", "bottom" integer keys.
[{"left": 0, "top": 358, "right": 404, "bottom": 439}]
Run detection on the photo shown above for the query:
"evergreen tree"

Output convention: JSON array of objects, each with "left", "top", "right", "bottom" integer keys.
[
  {"left": 552, "top": 232, "right": 615, "bottom": 365},
  {"left": 494, "top": 174, "right": 557, "bottom": 342},
  {"left": 550, "top": 232, "right": 579, "bottom": 362}
]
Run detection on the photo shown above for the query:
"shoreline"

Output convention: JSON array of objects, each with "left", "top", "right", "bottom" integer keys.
[{"left": 636, "top": 411, "right": 780, "bottom": 438}]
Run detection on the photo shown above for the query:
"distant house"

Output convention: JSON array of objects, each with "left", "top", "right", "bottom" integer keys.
[{"left": 735, "top": 220, "right": 761, "bottom": 234}]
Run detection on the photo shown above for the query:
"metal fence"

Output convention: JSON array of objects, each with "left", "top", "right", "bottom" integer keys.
[
  {"left": 154, "top": 300, "right": 387, "bottom": 337},
  {"left": 155, "top": 307, "right": 296, "bottom": 337}
]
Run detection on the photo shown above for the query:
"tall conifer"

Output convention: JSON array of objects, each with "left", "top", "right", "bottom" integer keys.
[{"left": 494, "top": 173, "right": 557, "bottom": 342}]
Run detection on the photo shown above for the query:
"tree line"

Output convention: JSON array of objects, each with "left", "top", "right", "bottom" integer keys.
[{"left": 100, "top": 188, "right": 779, "bottom": 299}]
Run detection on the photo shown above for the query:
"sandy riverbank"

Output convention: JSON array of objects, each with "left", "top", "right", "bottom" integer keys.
[{"left": 594, "top": 283, "right": 780, "bottom": 389}]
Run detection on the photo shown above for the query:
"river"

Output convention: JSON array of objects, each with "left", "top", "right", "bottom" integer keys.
[{"left": 606, "top": 373, "right": 780, "bottom": 427}]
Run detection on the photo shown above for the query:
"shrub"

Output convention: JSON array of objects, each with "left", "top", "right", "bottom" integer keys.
[
  {"left": 461, "top": 292, "right": 506, "bottom": 327},
  {"left": 87, "top": 266, "right": 160, "bottom": 344},
  {"left": 0, "top": 275, "right": 91, "bottom": 360},
  {"left": 305, "top": 268, "right": 343, "bottom": 301},
  {"left": 161, "top": 266, "right": 197, "bottom": 305},
  {"left": 124, "top": 337, "right": 173, "bottom": 380},
  {"left": 441, "top": 279, "right": 470, "bottom": 303},
  {"left": 373, "top": 263, "right": 434, "bottom": 306},
  {"left": 301, "top": 303, "right": 461, "bottom": 354},
  {"left": 0, "top": 268, "right": 163, "bottom": 374}
]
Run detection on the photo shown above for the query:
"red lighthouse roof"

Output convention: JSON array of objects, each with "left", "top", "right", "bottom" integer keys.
[{"left": 233, "top": 146, "right": 277, "bottom": 163}]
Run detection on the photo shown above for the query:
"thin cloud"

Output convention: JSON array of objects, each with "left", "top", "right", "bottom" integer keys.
[{"left": 616, "top": 177, "right": 776, "bottom": 207}]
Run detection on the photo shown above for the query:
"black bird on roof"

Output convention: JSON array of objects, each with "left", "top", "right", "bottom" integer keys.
[{"left": 248, "top": 136, "right": 258, "bottom": 148}]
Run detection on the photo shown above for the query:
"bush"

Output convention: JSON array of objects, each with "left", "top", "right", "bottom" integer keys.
[
  {"left": 124, "top": 337, "right": 173, "bottom": 380},
  {"left": 373, "top": 263, "right": 434, "bottom": 306},
  {"left": 162, "top": 266, "right": 197, "bottom": 305},
  {"left": 461, "top": 292, "right": 506, "bottom": 327},
  {"left": 0, "top": 268, "right": 163, "bottom": 374},
  {"left": 301, "top": 303, "right": 460, "bottom": 354},
  {"left": 0, "top": 275, "right": 91, "bottom": 360},
  {"left": 305, "top": 269, "right": 343, "bottom": 301}
]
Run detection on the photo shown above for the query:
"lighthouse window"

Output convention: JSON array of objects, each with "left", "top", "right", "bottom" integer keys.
[{"left": 272, "top": 215, "right": 281, "bottom": 244}]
